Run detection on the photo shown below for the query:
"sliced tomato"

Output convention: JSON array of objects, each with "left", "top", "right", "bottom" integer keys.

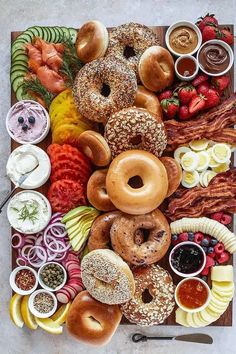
[
  {"left": 47, "top": 144, "right": 62, "bottom": 157},
  {"left": 50, "top": 151, "right": 91, "bottom": 169},
  {"left": 50, "top": 168, "right": 89, "bottom": 184},
  {"left": 48, "top": 179, "right": 87, "bottom": 213}
]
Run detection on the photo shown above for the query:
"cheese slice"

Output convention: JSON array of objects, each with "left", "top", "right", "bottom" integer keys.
[
  {"left": 186, "top": 312, "right": 199, "bottom": 328},
  {"left": 211, "top": 265, "right": 234, "bottom": 282},
  {"left": 175, "top": 308, "right": 189, "bottom": 327}
]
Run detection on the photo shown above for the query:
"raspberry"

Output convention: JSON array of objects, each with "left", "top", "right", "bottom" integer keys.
[
  {"left": 214, "top": 242, "right": 225, "bottom": 255},
  {"left": 220, "top": 214, "right": 232, "bottom": 225},
  {"left": 210, "top": 212, "right": 224, "bottom": 222},
  {"left": 179, "top": 232, "right": 189, "bottom": 242},
  {"left": 205, "top": 255, "right": 215, "bottom": 268},
  {"left": 194, "top": 232, "right": 204, "bottom": 244},
  {"left": 216, "top": 251, "right": 230, "bottom": 264},
  {"left": 201, "top": 267, "right": 209, "bottom": 276}
]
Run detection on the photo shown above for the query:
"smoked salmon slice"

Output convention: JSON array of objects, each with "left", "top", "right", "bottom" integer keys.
[
  {"left": 25, "top": 43, "right": 42, "bottom": 65},
  {"left": 34, "top": 37, "right": 63, "bottom": 72},
  {"left": 37, "top": 65, "right": 66, "bottom": 94}
]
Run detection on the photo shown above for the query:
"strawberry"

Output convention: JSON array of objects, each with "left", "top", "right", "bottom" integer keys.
[
  {"left": 211, "top": 75, "right": 230, "bottom": 91},
  {"left": 197, "top": 81, "right": 210, "bottom": 95},
  {"left": 161, "top": 98, "right": 179, "bottom": 119},
  {"left": 201, "top": 267, "right": 209, "bottom": 276},
  {"left": 179, "top": 105, "right": 191, "bottom": 120},
  {"left": 202, "top": 25, "right": 222, "bottom": 42},
  {"left": 178, "top": 85, "right": 197, "bottom": 105},
  {"left": 196, "top": 13, "right": 218, "bottom": 32},
  {"left": 158, "top": 90, "right": 173, "bottom": 101},
  {"left": 204, "top": 88, "right": 220, "bottom": 109},
  {"left": 192, "top": 73, "right": 209, "bottom": 87},
  {"left": 189, "top": 94, "right": 206, "bottom": 115},
  {"left": 221, "top": 28, "right": 234, "bottom": 45},
  {"left": 205, "top": 255, "right": 215, "bottom": 268}
]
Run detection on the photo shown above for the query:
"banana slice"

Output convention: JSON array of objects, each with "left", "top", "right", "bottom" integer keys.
[
  {"left": 196, "top": 151, "right": 210, "bottom": 172},
  {"left": 211, "top": 265, "right": 234, "bottom": 282},
  {"left": 181, "top": 170, "right": 200, "bottom": 188},
  {"left": 212, "top": 143, "right": 231, "bottom": 164},
  {"left": 186, "top": 312, "right": 199, "bottom": 328},
  {"left": 207, "top": 147, "right": 220, "bottom": 168},
  {"left": 174, "top": 146, "right": 191, "bottom": 163},
  {"left": 189, "top": 139, "right": 209, "bottom": 151},
  {"left": 212, "top": 162, "right": 230, "bottom": 173},
  {"left": 181, "top": 151, "right": 199, "bottom": 172},
  {"left": 200, "top": 170, "right": 217, "bottom": 187}
]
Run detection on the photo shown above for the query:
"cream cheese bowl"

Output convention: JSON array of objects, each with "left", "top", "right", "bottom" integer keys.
[
  {"left": 7, "top": 190, "right": 52, "bottom": 234},
  {"left": 6, "top": 144, "right": 51, "bottom": 189}
]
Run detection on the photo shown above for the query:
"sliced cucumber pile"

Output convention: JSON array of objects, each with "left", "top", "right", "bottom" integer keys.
[{"left": 11, "top": 26, "right": 78, "bottom": 101}]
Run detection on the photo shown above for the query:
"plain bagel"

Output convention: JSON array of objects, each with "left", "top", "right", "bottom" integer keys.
[
  {"left": 134, "top": 85, "right": 163, "bottom": 119},
  {"left": 76, "top": 20, "right": 109, "bottom": 63},
  {"left": 66, "top": 290, "right": 122, "bottom": 346},
  {"left": 159, "top": 157, "right": 182, "bottom": 197},
  {"left": 138, "top": 46, "right": 174, "bottom": 92}
]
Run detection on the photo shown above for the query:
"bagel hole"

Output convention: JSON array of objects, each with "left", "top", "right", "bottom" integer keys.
[
  {"left": 123, "top": 45, "right": 136, "bottom": 59},
  {"left": 128, "top": 175, "right": 143, "bottom": 189},
  {"left": 88, "top": 315, "right": 101, "bottom": 325},
  {"left": 84, "top": 146, "right": 93, "bottom": 159},
  {"left": 101, "top": 83, "right": 111, "bottom": 97},
  {"left": 142, "top": 288, "right": 153, "bottom": 304},
  {"left": 129, "top": 134, "right": 142, "bottom": 146}
]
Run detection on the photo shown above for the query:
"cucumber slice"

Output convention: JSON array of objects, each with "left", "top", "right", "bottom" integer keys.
[
  {"left": 55, "top": 26, "right": 64, "bottom": 41},
  {"left": 11, "top": 60, "right": 28, "bottom": 69},
  {"left": 61, "top": 27, "right": 70, "bottom": 41},
  {"left": 68, "top": 28, "right": 78, "bottom": 43},
  {"left": 22, "top": 30, "right": 35, "bottom": 42},
  {"left": 16, "top": 84, "right": 29, "bottom": 101},
  {"left": 10, "top": 70, "right": 26, "bottom": 83},
  {"left": 26, "top": 26, "right": 41, "bottom": 37},
  {"left": 12, "top": 53, "right": 28, "bottom": 63},
  {"left": 48, "top": 27, "right": 57, "bottom": 42},
  {"left": 12, "top": 48, "right": 26, "bottom": 59},
  {"left": 10, "top": 64, "right": 28, "bottom": 74},
  {"left": 12, "top": 76, "right": 25, "bottom": 92},
  {"left": 16, "top": 32, "right": 32, "bottom": 43},
  {"left": 45, "top": 27, "right": 51, "bottom": 42},
  {"left": 41, "top": 27, "right": 49, "bottom": 41},
  {"left": 52, "top": 27, "right": 61, "bottom": 43},
  {"left": 32, "top": 26, "right": 44, "bottom": 38},
  {"left": 11, "top": 40, "right": 26, "bottom": 52}
]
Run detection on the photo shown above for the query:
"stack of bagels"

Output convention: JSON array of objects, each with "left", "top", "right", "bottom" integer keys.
[{"left": 66, "top": 20, "right": 180, "bottom": 347}]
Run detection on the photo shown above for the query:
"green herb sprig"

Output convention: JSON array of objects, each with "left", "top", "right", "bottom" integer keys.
[
  {"left": 22, "top": 78, "right": 54, "bottom": 108},
  {"left": 12, "top": 202, "right": 39, "bottom": 224}
]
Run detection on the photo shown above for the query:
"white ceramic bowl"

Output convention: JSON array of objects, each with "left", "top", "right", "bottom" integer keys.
[
  {"left": 165, "top": 21, "right": 202, "bottom": 57},
  {"left": 175, "top": 277, "right": 211, "bottom": 313},
  {"left": 169, "top": 241, "right": 206, "bottom": 278},
  {"left": 9, "top": 266, "right": 38, "bottom": 295},
  {"left": 38, "top": 262, "right": 67, "bottom": 292},
  {"left": 197, "top": 39, "right": 234, "bottom": 76},
  {"left": 7, "top": 190, "right": 52, "bottom": 234},
  {"left": 175, "top": 55, "right": 199, "bottom": 81},
  {"left": 28, "top": 289, "right": 57, "bottom": 318},
  {"left": 6, "top": 100, "right": 50, "bottom": 145}
]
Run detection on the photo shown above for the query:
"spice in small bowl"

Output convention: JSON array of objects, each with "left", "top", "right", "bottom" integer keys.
[
  {"left": 38, "top": 262, "right": 67, "bottom": 292},
  {"left": 28, "top": 289, "right": 57, "bottom": 318},
  {"left": 9, "top": 266, "right": 38, "bottom": 295}
]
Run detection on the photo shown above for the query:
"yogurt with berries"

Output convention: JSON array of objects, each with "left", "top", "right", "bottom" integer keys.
[{"left": 6, "top": 100, "right": 50, "bottom": 144}]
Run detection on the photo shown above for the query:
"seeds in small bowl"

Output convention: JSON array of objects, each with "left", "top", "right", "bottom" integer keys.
[
  {"left": 28, "top": 289, "right": 57, "bottom": 318},
  {"left": 38, "top": 262, "right": 67, "bottom": 291}
]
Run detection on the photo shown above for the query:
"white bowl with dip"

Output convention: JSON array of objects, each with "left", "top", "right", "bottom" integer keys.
[
  {"left": 6, "top": 144, "right": 51, "bottom": 189},
  {"left": 165, "top": 21, "right": 202, "bottom": 57},
  {"left": 7, "top": 190, "right": 52, "bottom": 234},
  {"left": 175, "top": 55, "right": 199, "bottom": 81},
  {"left": 28, "top": 289, "right": 57, "bottom": 318},
  {"left": 197, "top": 39, "right": 234, "bottom": 77},
  {"left": 6, "top": 100, "right": 50, "bottom": 145}
]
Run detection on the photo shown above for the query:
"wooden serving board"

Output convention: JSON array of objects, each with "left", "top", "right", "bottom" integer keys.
[{"left": 11, "top": 25, "right": 234, "bottom": 326}]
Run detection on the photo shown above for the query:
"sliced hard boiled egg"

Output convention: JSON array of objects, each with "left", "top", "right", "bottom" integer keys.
[
  {"left": 196, "top": 151, "right": 210, "bottom": 172},
  {"left": 212, "top": 162, "right": 230, "bottom": 173},
  {"left": 207, "top": 147, "right": 220, "bottom": 168},
  {"left": 212, "top": 143, "right": 231, "bottom": 164},
  {"left": 229, "top": 144, "right": 236, "bottom": 152},
  {"left": 181, "top": 170, "right": 200, "bottom": 188},
  {"left": 174, "top": 146, "right": 191, "bottom": 163},
  {"left": 181, "top": 151, "right": 199, "bottom": 172},
  {"left": 200, "top": 170, "right": 217, "bottom": 187},
  {"left": 189, "top": 139, "right": 209, "bottom": 151}
]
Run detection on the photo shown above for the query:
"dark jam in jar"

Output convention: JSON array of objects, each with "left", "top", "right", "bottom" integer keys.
[
  {"left": 171, "top": 243, "right": 204, "bottom": 274},
  {"left": 177, "top": 278, "right": 208, "bottom": 309},
  {"left": 177, "top": 57, "right": 196, "bottom": 77}
]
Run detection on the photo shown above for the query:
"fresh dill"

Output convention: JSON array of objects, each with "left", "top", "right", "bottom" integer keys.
[
  {"left": 13, "top": 203, "right": 39, "bottom": 224},
  {"left": 22, "top": 78, "right": 54, "bottom": 108}
]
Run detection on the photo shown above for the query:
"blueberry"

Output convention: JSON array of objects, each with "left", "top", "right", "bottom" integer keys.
[
  {"left": 172, "top": 234, "right": 178, "bottom": 241},
  {"left": 28, "top": 116, "right": 35, "bottom": 124},
  {"left": 210, "top": 239, "right": 218, "bottom": 246},
  {"left": 201, "top": 238, "right": 209, "bottom": 247},
  {"left": 207, "top": 247, "right": 214, "bottom": 254},
  {"left": 202, "top": 246, "right": 208, "bottom": 253},
  {"left": 188, "top": 232, "right": 194, "bottom": 241},
  {"left": 18, "top": 116, "right": 24, "bottom": 124},
  {"left": 201, "top": 276, "right": 208, "bottom": 282},
  {"left": 22, "top": 124, "right": 28, "bottom": 131}
]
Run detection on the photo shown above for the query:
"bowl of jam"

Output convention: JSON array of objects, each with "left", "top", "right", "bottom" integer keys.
[
  {"left": 169, "top": 241, "right": 206, "bottom": 277},
  {"left": 175, "top": 55, "right": 199, "bottom": 81},
  {"left": 175, "top": 277, "right": 211, "bottom": 313}
]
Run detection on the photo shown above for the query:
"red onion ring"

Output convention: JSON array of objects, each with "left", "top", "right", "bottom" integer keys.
[
  {"left": 12, "top": 233, "right": 25, "bottom": 249},
  {"left": 16, "top": 257, "right": 27, "bottom": 266},
  {"left": 28, "top": 246, "right": 47, "bottom": 268}
]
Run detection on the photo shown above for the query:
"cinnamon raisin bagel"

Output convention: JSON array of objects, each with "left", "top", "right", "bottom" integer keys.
[
  {"left": 110, "top": 209, "right": 171, "bottom": 265},
  {"left": 73, "top": 57, "right": 137, "bottom": 124},
  {"left": 106, "top": 23, "right": 160, "bottom": 78}
]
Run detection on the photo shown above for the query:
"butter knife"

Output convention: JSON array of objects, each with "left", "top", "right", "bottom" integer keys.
[{"left": 132, "top": 333, "right": 213, "bottom": 344}]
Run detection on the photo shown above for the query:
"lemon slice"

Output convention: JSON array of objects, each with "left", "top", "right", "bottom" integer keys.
[
  {"left": 181, "top": 170, "right": 199, "bottom": 188},
  {"left": 212, "top": 143, "right": 231, "bottom": 163},
  {"left": 174, "top": 146, "right": 191, "bottom": 163},
  {"left": 21, "top": 295, "right": 38, "bottom": 330},
  {"left": 51, "top": 302, "right": 71, "bottom": 325},
  {"left": 181, "top": 151, "right": 199, "bottom": 172},
  {"left": 9, "top": 294, "right": 24, "bottom": 328},
  {"left": 196, "top": 151, "right": 210, "bottom": 172},
  {"left": 212, "top": 162, "right": 230, "bottom": 173},
  {"left": 189, "top": 139, "right": 209, "bottom": 151},
  {"left": 35, "top": 317, "right": 63, "bottom": 334},
  {"left": 200, "top": 170, "right": 217, "bottom": 187}
]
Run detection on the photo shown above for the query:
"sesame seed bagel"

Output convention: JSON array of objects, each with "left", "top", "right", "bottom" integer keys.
[
  {"left": 73, "top": 57, "right": 137, "bottom": 124},
  {"left": 104, "top": 107, "right": 167, "bottom": 159},
  {"left": 120, "top": 265, "right": 175, "bottom": 326},
  {"left": 110, "top": 209, "right": 171, "bottom": 265},
  {"left": 106, "top": 23, "right": 160, "bottom": 79},
  {"left": 81, "top": 249, "right": 135, "bottom": 305}
]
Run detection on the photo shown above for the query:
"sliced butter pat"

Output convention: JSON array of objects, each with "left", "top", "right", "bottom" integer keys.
[
  {"left": 181, "top": 151, "right": 199, "bottom": 172},
  {"left": 212, "top": 143, "right": 231, "bottom": 164},
  {"left": 174, "top": 146, "right": 191, "bottom": 163},
  {"left": 211, "top": 265, "right": 234, "bottom": 282},
  {"left": 181, "top": 170, "right": 199, "bottom": 188},
  {"left": 189, "top": 139, "right": 209, "bottom": 151},
  {"left": 196, "top": 151, "right": 210, "bottom": 172}
]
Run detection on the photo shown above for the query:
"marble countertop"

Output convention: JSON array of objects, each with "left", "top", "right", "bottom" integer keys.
[{"left": 0, "top": 0, "right": 235, "bottom": 353}]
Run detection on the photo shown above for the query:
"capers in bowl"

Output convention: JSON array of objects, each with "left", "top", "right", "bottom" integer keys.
[{"left": 38, "top": 262, "right": 67, "bottom": 292}]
